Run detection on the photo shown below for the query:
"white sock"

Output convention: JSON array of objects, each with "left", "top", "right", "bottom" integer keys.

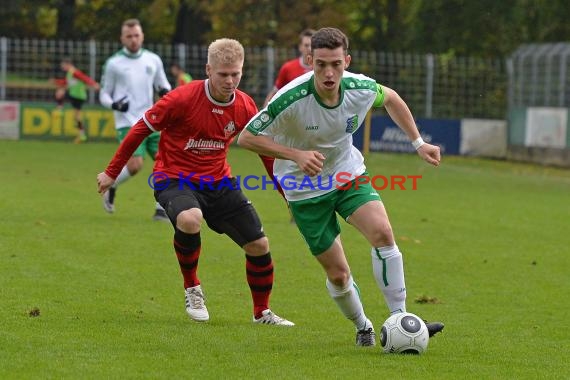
[
  {"left": 155, "top": 202, "right": 164, "bottom": 211},
  {"left": 326, "top": 275, "right": 370, "bottom": 330},
  {"left": 371, "top": 245, "right": 407, "bottom": 314},
  {"left": 112, "top": 166, "right": 132, "bottom": 188}
]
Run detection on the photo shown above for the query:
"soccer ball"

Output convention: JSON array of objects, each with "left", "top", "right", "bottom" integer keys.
[{"left": 380, "top": 312, "right": 429, "bottom": 354}]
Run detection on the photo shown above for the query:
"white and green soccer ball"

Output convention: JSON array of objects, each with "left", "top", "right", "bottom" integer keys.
[{"left": 380, "top": 312, "right": 429, "bottom": 354}]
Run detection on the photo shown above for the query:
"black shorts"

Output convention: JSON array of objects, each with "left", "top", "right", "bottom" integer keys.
[
  {"left": 66, "top": 93, "right": 85, "bottom": 110},
  {"left": 154, "top": 178, "right": 265, "bottom": 247}
]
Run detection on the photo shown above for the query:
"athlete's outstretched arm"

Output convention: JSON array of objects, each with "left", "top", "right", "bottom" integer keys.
[
  {"left": 382, "top": 86, "right": 441, "bottom": 167},
  {"left": 238, "top": 130, "right": 325, "bottom": 177}
]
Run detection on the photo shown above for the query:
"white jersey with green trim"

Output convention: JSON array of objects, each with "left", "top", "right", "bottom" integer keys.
[
  {"left": 99, "top": 48, "right": 171, "bottom": 129},
  {"left": 246, "top": 70, "right": 384, "bottom": 201}
]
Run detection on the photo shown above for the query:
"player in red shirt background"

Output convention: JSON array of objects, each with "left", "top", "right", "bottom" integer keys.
[
  {"left": 96, "top": 38, "right": 293, "bottom": 326},
  {"left": 263, "top": 29, "right": 316, "bottom": 107},
  {"left": 261, "top": 29, "right": 316, "bottom": 222}
]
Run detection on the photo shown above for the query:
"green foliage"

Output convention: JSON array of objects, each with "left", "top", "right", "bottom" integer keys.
[
  {"left": 1, "top": 140, "right": 570, "bottom": 378},
  {"left": 3, "top": 0, "right": 570, "bottom": 55},
  {"left": 36, "top": 6, "right": 58, "bottom": 37}
]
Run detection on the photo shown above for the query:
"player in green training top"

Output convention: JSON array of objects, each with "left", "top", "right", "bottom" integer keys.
[
  {"left": 238, "top": 27, "right": 444, "bottom": 347},
  {"left": 170, "top": 63, "right": 193, "bottom": 87},
  {"left": 55, "top": 58, "right": 100, "bottom": 143}
]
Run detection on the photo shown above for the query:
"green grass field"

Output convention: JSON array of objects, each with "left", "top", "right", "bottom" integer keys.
[{"left": 1, "top": 140, "right": 569, "bottom": 379}]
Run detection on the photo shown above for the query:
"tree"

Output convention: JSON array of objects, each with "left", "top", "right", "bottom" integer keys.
[
  {"left": 172, "top": 0, "right": 211, "bottom": 45},
  {"left": 55, "top": 0, "right": 76, "bottom": 39}
]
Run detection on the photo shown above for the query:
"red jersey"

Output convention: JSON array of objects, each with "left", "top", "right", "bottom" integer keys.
[
  {"left": 104, "top": 80, "right": 258, "bottom": 182},
  {"left": 274, "top": 57, "right": 312, "bottom": 90}
]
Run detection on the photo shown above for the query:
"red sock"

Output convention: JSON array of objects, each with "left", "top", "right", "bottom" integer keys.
[
  {"left": 173, "top": 229, "right": 201, "bottom": 289},
  {"left": 246, "top": 253, "right": 274, "bottom": 318}
]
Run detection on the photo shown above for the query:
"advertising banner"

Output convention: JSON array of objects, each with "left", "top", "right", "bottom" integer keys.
[
  {"left": 0, "top": 101, "right": 20, "bottom": 140},
  {"left": 525, "top": 107, "right": 567, "bottom": 148},
  {"left": 460, "top": 119, "right": 507, "bottom": 158},
  {"left": 354, "top": 115, "right": 461, "bottom": 155},
  {"left": 20, "top": 102, "right": 116, "bottom": 141}
]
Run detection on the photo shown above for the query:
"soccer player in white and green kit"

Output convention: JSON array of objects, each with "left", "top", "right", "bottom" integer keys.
[
  {"left": 239, "top": 27, "right": 444, "bottom": 346},
  {"left": 99, "top": 18, "right": 171, "bottom": 221}
]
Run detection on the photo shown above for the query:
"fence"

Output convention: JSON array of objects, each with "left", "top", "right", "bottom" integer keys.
[
  {"left": 508, "top": 42, "right": 570, "bottom": 109},
  {"left": 0, "top": 36, "right": 508, "bottom": 119}
]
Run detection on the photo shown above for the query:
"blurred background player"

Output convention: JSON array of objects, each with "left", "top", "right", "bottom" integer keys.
[
  {"left": 170, "top": 62, "right": 193, "bottom": 87},
  {"left": 53, "top": 57, "right": 100, "bottom": 143},
  {"left": 263, "top": 28, "right": 315, "bottom": 107},
  {"left": 98, "top": 18, "right": 172, "bottom": 221},
  {"left": 261, "top": 28, "right": 316, "bottom": 223},
  {"left": 97, "top": 37, "right": 294, "bottom": 326}
]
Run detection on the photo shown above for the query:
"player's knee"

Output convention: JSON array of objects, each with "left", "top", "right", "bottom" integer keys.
[
  {"left": 176, "top": 209, "right": 202, "bottom": 234},
  {"left": 243, "top": 236, "right": 269, "bottom": 256},
  {"left": 369, "top": 224, "right": 394, "bottom": 247},
  {"left": 127, "top": 158, "right": 143, "bottom": 174},
  {"left": 326, "top": 268, "right": 351, "bottom": 288}
]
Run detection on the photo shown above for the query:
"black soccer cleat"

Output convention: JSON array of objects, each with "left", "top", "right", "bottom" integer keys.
[
  {"left": 153, "top": 208, "right": 170, "bottom": 222},
  {"left": 424, "top": 321, "right": 444, "bottom": 337},
  {"left": 102, "top": 187, "right": 116, "bottom": 213},
  {"left": 355, "top": 327, "right": 376, "bottom": 347}
]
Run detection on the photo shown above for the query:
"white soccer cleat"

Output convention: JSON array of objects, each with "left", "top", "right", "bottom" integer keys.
[
  {"left": 253, "top": 309, "right": 295, "bottom": 326},
  {"left": 184, "top": 285, "right": 209, "bottom": 322},
  {"left": 102, "top": 188, "right": 116, "bottom": 213}
]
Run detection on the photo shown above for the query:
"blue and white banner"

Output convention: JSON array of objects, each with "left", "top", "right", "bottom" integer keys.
[{"left": 354, "top": 115, "right": 461, "bottom": 155}]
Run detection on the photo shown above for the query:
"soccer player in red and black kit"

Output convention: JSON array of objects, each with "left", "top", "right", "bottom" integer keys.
[{"left": 97, "top": 38, "right": 294, "bottom": 326}]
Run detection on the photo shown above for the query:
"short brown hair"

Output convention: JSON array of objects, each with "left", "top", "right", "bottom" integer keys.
[
  {"left": 299, "top": 28, "right": 316, "bottom": 40},
  {"left": 311, "top": 27, "right": 349, "bottom": 53},
  {"left": 122, "top": 18, "right": 141, "bottom": 29}
]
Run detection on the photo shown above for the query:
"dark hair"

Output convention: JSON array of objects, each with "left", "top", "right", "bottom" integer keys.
[
  {"left": 170, "top": 62, "right": 182, "bottom": 69},
  {"left": 122, "top": 18, "right": 141, "bottom": 28},
  {"left": 311, "top": 27, "right": 349, "bottom": 53},
  {"left": 299, "top": 28, "right": 316, "bottom": 40}
]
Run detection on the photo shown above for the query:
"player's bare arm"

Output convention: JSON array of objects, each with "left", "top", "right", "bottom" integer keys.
[
  {"left": 417, "top": 144, "right": 441, "bottom": 167},
  {"left": 263, "top": 87, "right": 278, "bottom": 108},
  {"left": 382, "top": 85, "right": 441, "bottom": 167},
  {"left": 238, "top": 130, "right": 325, "bottom": 176}
]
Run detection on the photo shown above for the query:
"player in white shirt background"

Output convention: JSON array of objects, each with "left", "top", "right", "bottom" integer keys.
[{"left": 99, "top": 18, "right": 171, "bottom": 221}]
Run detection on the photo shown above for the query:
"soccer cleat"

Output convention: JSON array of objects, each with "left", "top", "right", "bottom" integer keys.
[
  {"left": 184, "top": 285, "right": 209, "bottom": 322},
  {"left": 356, "top": 327, "right": 376, "bottom": 347},
  {"left": 102, "top": 188, "right": 116, "bottom": 213},
  {"left": 253, "top": 309, "right": 295, "bottom": 326},
  {"left": 74, "top": 134, "right": 87, "bottom": 144},
  {"left": 152, "top": 208, "right": 170, "bottom": 222},
  {"left": 424, "top": 320, "right": 445, "bottom": 337}
]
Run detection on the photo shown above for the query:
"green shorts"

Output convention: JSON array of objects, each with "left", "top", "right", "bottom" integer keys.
[
  {"left": 289, "top": 177, "right": 381, "bottom": 256},
  {"left": 116, "top": 127, "right": 160, "bottom": 159}
]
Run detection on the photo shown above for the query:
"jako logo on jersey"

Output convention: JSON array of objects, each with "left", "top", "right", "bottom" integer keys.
[
  {"left": 305, "top": 125, "right": 319, "bottom": 130},
  {"left": 345, "top": 115, "right": 358, "bottom": 133},
  {"left": 184, "top": 138, "right": 225, "bottom": 150},
  {"left": 212, "top": 108, "right": 223, "bottom": 114},
  {"left": 224, "top": 121, "right": 236, "bottom": 136}
]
